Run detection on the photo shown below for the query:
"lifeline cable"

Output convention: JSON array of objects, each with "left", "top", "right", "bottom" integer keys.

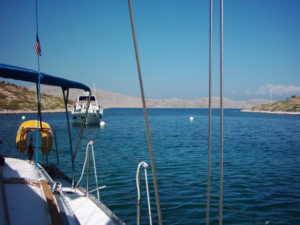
[
  {"left": 127, "top": 1, "right": 163, "bottom": 224},
  {"left": 136, "top": 162, "right": 152, "bottom": 225}
]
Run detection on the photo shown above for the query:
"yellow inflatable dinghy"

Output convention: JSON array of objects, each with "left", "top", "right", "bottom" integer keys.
[{"left": 16, "top": 120, "right": 53, "bottom": 154}]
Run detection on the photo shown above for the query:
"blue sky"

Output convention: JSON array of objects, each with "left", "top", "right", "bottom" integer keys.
[{"left": 0, "top": 0, "right": 299, "bottom": 100}]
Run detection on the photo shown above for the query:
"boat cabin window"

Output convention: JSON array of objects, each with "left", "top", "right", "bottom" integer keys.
[{"left": 79, "top": 96, "right": 96, "bottom": 102}]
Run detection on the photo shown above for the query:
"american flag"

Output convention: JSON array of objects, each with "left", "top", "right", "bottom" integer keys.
[{"left": 35, "top": 34, "right": 42, "bottom": 56}]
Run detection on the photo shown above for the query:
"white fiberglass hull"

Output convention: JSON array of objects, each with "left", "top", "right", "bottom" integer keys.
[{"left": 71, "top": 112, "right": 102, "bottom": 125}]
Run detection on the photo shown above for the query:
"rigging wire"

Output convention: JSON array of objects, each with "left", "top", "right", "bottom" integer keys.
[
  {"left": 219, "top": 0, "right": 224, "bottom": 224},
  {"left": 206, "top": 0, "right": 213, "bottom": 224},
  {"left": 72, "top": 90, "right": 92, "bottom": 187},
  {"left": 61, "top": 88, "right": 76, "bottom": 187},
  {"left": 127, "top": 0, "right": 163, "bottom": 224}
]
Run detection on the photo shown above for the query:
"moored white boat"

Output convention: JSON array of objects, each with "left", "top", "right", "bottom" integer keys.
[{"left": 72, "top": 94, "right": 103, "bottom": 125}]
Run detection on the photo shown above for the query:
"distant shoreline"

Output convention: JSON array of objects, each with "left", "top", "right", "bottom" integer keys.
[
  {"left": 3, "top": 108, "right": 299, "bottom": 115},
  {"left": 0, "top": 109, "right": 67, "bottom": 114},
  {"left": 1, "top": 108, "right": 217, "bottom": 114},
  {"left": 240, "top": 109, "right": 300, "bottom": 115}
]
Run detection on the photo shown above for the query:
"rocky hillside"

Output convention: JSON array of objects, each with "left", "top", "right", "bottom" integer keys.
[
  {"left": 1, "top": 81, "right": 269, "bottom": 112},
  {"left": 0, "top": 81, "right": 73, "bottom": 112},
  {"left": 29, "top": 85, "right": 268, "bottom": 109},
  {"left": 250, "top": 96, "right": 300, "bottom": 112}
]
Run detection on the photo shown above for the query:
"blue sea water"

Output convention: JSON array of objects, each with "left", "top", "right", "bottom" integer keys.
[{"left": 0, "top": 108, "right": 300, "bottom": 225}]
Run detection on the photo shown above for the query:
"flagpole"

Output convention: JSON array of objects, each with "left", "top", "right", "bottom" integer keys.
[
  {"left": 35, "top": 0, "right": 40, "bottom": 71},
  {"left": 35, "top": 0, "right": 41, "bottom": 167}
]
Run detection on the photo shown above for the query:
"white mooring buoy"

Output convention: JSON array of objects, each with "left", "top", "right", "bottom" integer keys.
[
  {"left": 100, "top": 121, "right": 106, "bottom": 127},
  {"left": 189, "top": 116, "right": 194, "bottom": 121},
  {"left": 22, "top": 115, "right": 26, "bottom": 120}
]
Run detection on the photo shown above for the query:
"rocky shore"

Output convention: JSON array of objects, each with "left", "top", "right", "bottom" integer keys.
[
  {"left": 240, "top": 109, "right": 300, "bottom": 115},
  {"left": 240, "top": 96, "right": 300, "bottom": 115},
  {"left": 0, "top": 109, "right": 67, "bottom": 114}
]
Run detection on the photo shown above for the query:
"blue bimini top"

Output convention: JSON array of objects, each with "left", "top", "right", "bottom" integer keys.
[{"left": 0, "top": 63, "right": 90, "bottom": 92}]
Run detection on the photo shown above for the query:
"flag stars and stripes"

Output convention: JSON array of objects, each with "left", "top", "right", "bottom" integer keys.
[{"left": 35, "top": 34, "right": 42, "bottom": 56}]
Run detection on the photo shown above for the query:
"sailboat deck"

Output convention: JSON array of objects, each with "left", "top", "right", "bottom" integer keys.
[
  {"left": 60, "top": 184, "right": 118, "bottom": 225},
  {"left": 0, "top": 157, "right": 125, "bottom": 225},
  {"left": 0, "top": 158, "right": 51, "bottom": 225}
]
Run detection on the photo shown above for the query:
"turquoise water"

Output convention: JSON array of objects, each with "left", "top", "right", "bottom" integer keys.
[{"left": 1, "top": 109, "right": 300, "bottom": 224}]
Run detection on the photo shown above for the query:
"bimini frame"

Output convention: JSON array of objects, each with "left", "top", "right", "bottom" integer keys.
[{"left": 0, "top": 63, "right": 91, "bottom": 186}]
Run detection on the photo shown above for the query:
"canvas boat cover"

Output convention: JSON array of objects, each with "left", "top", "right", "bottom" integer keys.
[{"left": 0, "top": 64, "right": 90, "bottom": 92}]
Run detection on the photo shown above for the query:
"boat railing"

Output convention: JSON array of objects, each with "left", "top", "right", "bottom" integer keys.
[
  {"left": 20, "top": 126, "right": 60, "bottom": 166},
  {"left": 136, "top": 161, "right": 152, "bottom": 225},
  {"left": 45, "top": 128, "right": 59, "bottom": 165},
  {"left": 75, "top": 140, "right": 105, "bottom": 200},
  {"left": 74, "top": 141, "right": 153, "bottom": 224}
]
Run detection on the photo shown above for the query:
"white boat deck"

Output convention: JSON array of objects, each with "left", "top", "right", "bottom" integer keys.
[
  {"left": 0, "top": 158, "right": 51, "bottom": 225},
  {"left": 60, "top": 182, "right": 118, "bottom": 225},
  {"left": 0, "top": 157, "right": 124, "bottom": 225}
]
